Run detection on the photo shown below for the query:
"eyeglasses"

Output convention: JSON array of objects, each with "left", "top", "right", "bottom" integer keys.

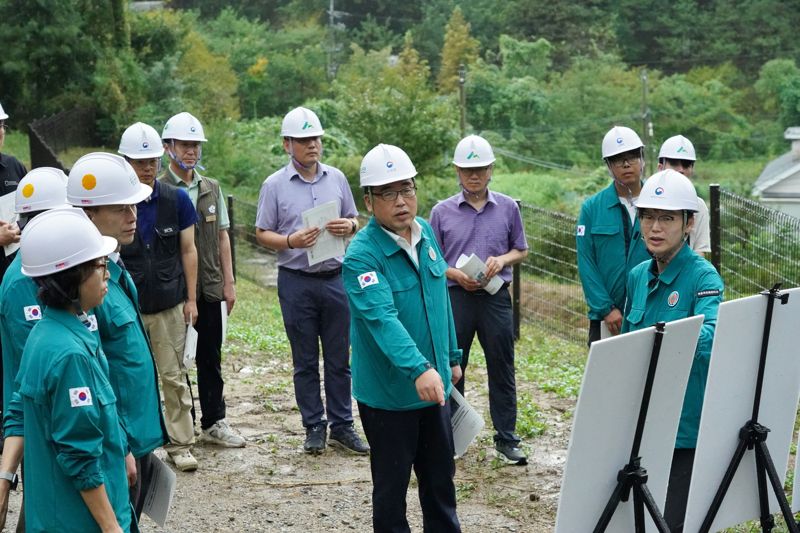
[
  {"left": 372, "top": 186, "right": 417, "bottom": 202},
  {"left": 458, "top": 165, "right": 492, "bottom": 177},
  {"left": 129, "top": 158, "right": 160, "bottom": 169},
  {"left": 90, "top": 257, "right": 108, "bottom": 275},
  {"left": 608, "top": 151, "right": 642, "bottom": 167},
  {"left": 639, "top": 213, "right": 679, "bottom": 226}
]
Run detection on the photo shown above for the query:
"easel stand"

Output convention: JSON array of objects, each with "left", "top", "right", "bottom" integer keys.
[
  {"left": 699, "top": 284, "right": 797, "bottom": 533},
  {"left": 594, "top": 322, "right": 671, "bottom": 533}
]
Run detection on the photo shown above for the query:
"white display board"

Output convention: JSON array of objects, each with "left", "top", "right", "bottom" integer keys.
[
  {"left": 684, "top": 288, "right": 800, "bottom": 532},
  {"left": 555, "top": 315, "right": 703, "bottom": 533}
]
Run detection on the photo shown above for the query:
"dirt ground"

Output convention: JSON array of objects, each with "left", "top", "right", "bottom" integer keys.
[{"left": 2, "top": 254, "right": 575, "bottom": 533}]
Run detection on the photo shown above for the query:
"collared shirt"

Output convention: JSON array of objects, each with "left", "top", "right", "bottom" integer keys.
[
  {"left": 255, "top": 160, "right": 357, "bottom": 272},
  {"left": 380, "top": 220, "right": 422, "bottom": 266},
  {"left": 429, "top": 189, "right": 528, "bottom": 286},
  {"left": 0, "top": 152, "right": 25, "bottom": 196},
  {"left": 164, "top": 167, "right": 230, "bottom": 229},
  {"left": 137, "top": 180, "right": 198, "bottom": 245}
]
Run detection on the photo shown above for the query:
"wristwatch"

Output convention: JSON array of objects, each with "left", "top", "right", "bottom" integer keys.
[
  {"left": 350, "top": 219, "right": 358, "bottom": 234},
  {"left": 0, "top": 471, "right": 18, "bottom": 490}
]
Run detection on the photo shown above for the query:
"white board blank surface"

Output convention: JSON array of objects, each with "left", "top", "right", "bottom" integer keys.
[{"left": 556, "top": 315, "right": 703, "bottom": 533}]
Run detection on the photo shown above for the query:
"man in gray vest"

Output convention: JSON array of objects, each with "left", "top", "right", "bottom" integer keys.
[{"left": 161, "top": 112, "right": 243, "bottom": 448}]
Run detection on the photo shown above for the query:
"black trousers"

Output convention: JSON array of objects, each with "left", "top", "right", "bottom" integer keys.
[
  {"left": 195, "top": 299, "right": 226, "bottom": 429},
  {"left": 358, "top": 401, "right": 461, "bottom": 533},
  {"left": 588, "top": 319, "right": 602, "bottom": 346},
  {"left": 664, "top": 448, "right": 695, "bottom": 533}
]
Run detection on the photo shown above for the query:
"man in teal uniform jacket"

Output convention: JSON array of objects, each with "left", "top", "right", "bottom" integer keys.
[
  {"left": 622, "top": 169, "right": 723, "bottom": 532},
  {"left": 343, "top": 144, "right": 462, "bottom": 533},
  {"left": 67, "top": 153, "right": 168, "bottom": 516},
  {"left": 577, "top": 125, "right": 651, "bottom": 345}
]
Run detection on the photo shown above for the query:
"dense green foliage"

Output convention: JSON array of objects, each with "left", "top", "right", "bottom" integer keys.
[{"left": 2, "top": 0, "right": 800, "bottom": 203}]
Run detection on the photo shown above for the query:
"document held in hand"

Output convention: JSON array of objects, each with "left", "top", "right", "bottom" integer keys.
[
  {"left": 302, "top": 200, "right": 345, "bottom": 266},
  {"left": 183, "top": 323, "right": 198, "bottom": 369},
  {"left": 450, "top": 387, "right": 485, "bottom": 458},
  {"left": 455, "top": 253, "right": 504, "bottom": 295}
]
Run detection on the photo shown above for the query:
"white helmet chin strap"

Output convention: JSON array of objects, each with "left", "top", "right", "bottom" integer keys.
[{"left": 168, "top": 140, "right": 205, "bottom": 171}]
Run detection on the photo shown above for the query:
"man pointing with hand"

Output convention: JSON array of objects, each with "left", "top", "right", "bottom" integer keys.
[{"left": 343, "top": 144, "right": 463, "bottom": 532}]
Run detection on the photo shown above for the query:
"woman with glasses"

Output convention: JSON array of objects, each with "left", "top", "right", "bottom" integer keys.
[
  {"left": 1, "top": 208, "right": 135, "bottom": 532},
  {"left": 622, "top": 169, "right": 724, "bottom": 532}
]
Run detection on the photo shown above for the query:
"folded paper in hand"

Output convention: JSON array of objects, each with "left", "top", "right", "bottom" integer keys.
[
  {"left": 183, "top": 324, "right": 198, "bottom": 369},
  {"left": 450, "top": 387, "right": 485, "bottom": 458},
  {"left": 455, "top": 253, "right": 503, "bottom": 295}
]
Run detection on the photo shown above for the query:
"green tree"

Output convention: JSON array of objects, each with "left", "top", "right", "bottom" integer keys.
[
  {"left": 755, "top": 59, "right": 800, "bottom": 129},
  {"left": 437, "top": 7, "right": 480, "bottom": 93}
]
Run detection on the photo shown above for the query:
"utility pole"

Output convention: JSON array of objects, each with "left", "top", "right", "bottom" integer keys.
[
  {"left": 458, "top": 63, "right": 467, "bottom": 139},
  {"left": 640, "top": 68, "right": 653, "bottom": 175},
  {"left": 327, "top": 0, "right": 335, "bottom": 80}
]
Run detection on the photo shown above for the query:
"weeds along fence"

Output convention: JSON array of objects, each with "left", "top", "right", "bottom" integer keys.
[
  {"left": 227, "top": 187, "right": 800, "bottom": 347},
  {"left": 711, "top": 185, "right": 800, "bottom": 298},
  {"left": 28, "top": 107, "right": 97, "bottom": 171}
]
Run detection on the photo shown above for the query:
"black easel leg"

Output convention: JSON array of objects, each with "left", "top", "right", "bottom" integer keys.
[
  {"left": 633, "top": 486, "right": 645, "bottom": 533},
  {"left": 699, "top": 439, "right": 749, "bottom": 532},
  {"left": 593, "top": 480, "right": 628, "bottom": 533},
  {"left": 755, "top": 442, "right": 775, "bottom": 532},
  {"left": 639, "top": 483, "right": 672, "bottom": 532},
  {"left": 757, "top": 441, "right": 800, "bottom": 533}
]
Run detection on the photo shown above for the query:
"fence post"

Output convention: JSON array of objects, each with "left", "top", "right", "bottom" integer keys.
[
  {"left": 228, "top": 194, "right": 236, "bottom": 280},
  {"left": 709, "top": 184, "right": 721, "bottom": 274},
  {"left": 513, "top": 200, "right": 521, "bottom": 341}
]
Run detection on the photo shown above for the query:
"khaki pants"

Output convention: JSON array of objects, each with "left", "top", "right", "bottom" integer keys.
[{"left": 143, "top": 303, "right": 195, "bottom": 453}]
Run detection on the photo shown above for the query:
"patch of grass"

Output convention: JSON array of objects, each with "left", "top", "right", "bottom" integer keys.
[
  {"left": 228, "top": 278, "right": 291, "bottom": 357},
  {"left": 516, "top": 391, "right": 547, "bottom": 439},
  {"left": 516, "top": 323, "right": 586, "bottom": 399},
  {"left": 456, "top": 481, "right": 477, "bottom": 501},
  {"left": 3, "top": 131, "right": 30, "bottom": 168},
  {"left": 58, "top": 146, "right": 114, "bottom": 168}
]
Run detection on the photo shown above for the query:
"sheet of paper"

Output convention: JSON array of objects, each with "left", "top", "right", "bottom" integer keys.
[
  {"left": 455, "top": 253, "right": 503, "bottom": 294},
  {"left": 183, "top": 324, "right": 198, "bottom": 369},
  {"left": 142, "top": 455, "right": 177, "bottom": 528},
  {"left": 221, "top": 301, "right": 228, "bottom": 345},
  {"left": 0, "top": 191, "right": 19, "bottom": 257},
  {"left": 450, "top": 387, "right": 485, "bottom": 458},
  {"left": 302, "top": 201, "right": 345, "bottom": 266}
]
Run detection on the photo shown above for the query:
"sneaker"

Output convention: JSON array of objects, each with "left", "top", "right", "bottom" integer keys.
[
  {"left": 495, "top": 441, "right": 528, "bottom": 465},
  {"left": 201, "top": 419, "right": 246, "bottom": 448},
  {"left": 329, "top": 425, "right": 370, "bottom": 455},
  {"left": 167, "top": 449, "right": 198, "bottom": 472},
  {"left": 304, "top": 424, "right": 327, "bottom": 455}
]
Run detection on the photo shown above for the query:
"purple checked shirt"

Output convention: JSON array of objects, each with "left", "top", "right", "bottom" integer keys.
[
  {"left": 256, "top": 161, "right": 357, "bottom": 272},
  {"left": 429, "top": 189, "right": 528, "bottom": 286}
]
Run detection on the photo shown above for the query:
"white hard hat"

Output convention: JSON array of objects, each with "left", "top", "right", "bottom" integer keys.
[
  {"left": 658, "top": 135, "right": 696, "bottom": 161},
  {"left": 15, "top": 167, "right": 70, "bottom": 214},
  {"left": 0, "top": 102, "right": 7, "bottom": 121},
  {"left": 453, "top": 135, "right": 496, "bottom": 168},
  {"left": 635, "top": 169, "right": 699, "bottom": 211},
  {"left": 20, "top": 207, "right": 117, "bottom": 277},
  {"left": 281, "top": 107, "right": 325, "bottom": 138},
  {"left": 161, "top": 112, "right": 207, "bottom": 142},
  {"left": 119, "top": 122, "right": 165, "bottom": 159},
  {"left": 67, "top": 152, "right": 152, "bottom": 206},
  {"left": 360, "top": 144, "right": 418, "bottom": 187},
  {"left": 601, "top": 126, "right": 644, "bottom": 159}
]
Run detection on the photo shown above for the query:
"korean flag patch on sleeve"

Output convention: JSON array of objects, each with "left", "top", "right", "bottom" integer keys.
[
  {"left": 69, "top": 387, "right": 93, "bottom": 407},
  {"left": 23, "top": 305, "right": 42, "bottom": 321},
  {"left": 576, "top": 225, "right": 586, "bottom": 237},
  {"left": 358, "top": 271, "right": 379, "bottom": 289}
]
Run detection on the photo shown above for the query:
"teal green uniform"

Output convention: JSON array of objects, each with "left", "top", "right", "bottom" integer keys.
[
  {"left": 7, "top": 308, "right": 135, "bottom": 532},
  {"left": 0, "top": 254, "right": 42, "bottom": 424},
  {"left": 622, "top": 244, "right": 723, "bottom": 448},
  {"left": 343, "top": 217, "right": 462, "bottom": 410},
  {"left": 93, "top": 260, "right": 166, "bottom": 457},
  {"left": 577, "top": 183, "right": 650, "bottom": 320}
]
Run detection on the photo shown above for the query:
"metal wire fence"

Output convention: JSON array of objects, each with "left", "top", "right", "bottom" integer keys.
[
  {"left": 713, "top": 186, "right": 800, "bottom": 299},
  {"left": 227, "top": 187, "right": 800, "bottom": 347}
]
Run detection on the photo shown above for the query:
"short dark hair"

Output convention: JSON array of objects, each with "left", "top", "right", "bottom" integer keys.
[{"left": 36, "top": 262, "right": 96, "bottom": 310}]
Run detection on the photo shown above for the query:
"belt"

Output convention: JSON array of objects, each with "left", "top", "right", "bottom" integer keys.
[
  {"left": 449, "top": 283, "right": 510, "bottom": 296},
  {"left": 279, "top": 266, "right": 342, "bottom": 279}
]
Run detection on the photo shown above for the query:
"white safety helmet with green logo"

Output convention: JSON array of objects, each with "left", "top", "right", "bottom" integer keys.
[
  {"left": 20, "top": 207, "right": 117, "bottom": 278},
  {"left": 67, "top": 152, "right": 152, "bottom": 206},
  {"left": 161, "top": 112, "right": 207, "bottom": 142},
  {"left": 453, "top": 135, "right": 496, "bottom": 168},
  {"left": 635, "top": 169, "right": 699, "bottom": 212},
  {"left": 281, "top": 107, "right": 325, "bottom": 139},
  {"left": 601, "top": 126, "right": 644, "bottom": 159},
  {"left": 15, "top": 167, "right": 69, "bottom": 214},
  {"left": 360, "top": 144, "right": 417, "bottom": 187},
  {"left": 119, "top": 122, "right": 165, "bottom": 159},
  {"left": 658, "top": 135, "right": 696, "bottom": 162}
]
